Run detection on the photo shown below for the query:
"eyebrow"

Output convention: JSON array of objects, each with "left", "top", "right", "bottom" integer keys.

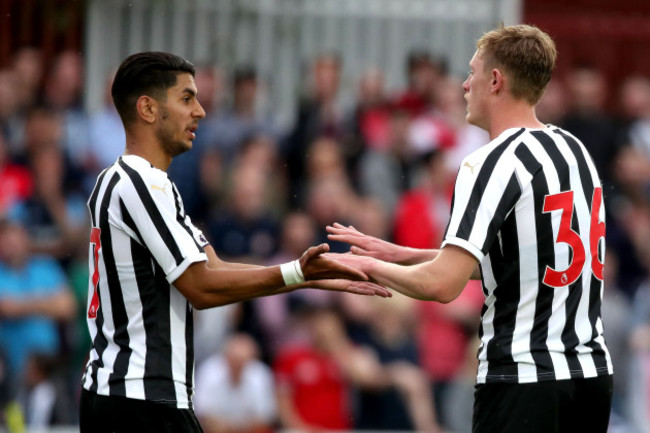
[{"left": 181, "top": 88, "right": 197, "bottom": 97}]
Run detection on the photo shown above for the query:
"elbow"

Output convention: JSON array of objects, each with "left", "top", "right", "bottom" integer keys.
[
  {"left": 190, "top": 298, "right": 210, "bottom": 310},
  {"left": 421, "top": 281, "right": 462, "bottom": 304},
  {"left": 185, "top": 291, "right": 213, "bottom": 310}
]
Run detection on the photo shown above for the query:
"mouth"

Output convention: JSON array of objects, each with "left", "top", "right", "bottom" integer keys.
[{"left": 187, "top": 125, "right": 198, "bottom": 140}]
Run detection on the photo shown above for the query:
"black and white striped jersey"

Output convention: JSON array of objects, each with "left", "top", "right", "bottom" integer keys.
[
  {"left": 443, "top": 126, "right": 613, "bottom": 384},
  {"left": 81, "top": 154, "right": 209, "bottom": 408}
]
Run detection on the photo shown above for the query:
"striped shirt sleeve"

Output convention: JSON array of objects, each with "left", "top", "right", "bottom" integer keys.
[
  {"left": 118, "top": 158, "right": 207, "bottom": 283},
  {"left": 442, "top": 129, "right": 524, "bottom": 261}
]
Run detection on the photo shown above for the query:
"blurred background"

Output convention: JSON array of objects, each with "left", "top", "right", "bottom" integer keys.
[{"left": 1, "top": 0, "right": 650, "bottom": 432}]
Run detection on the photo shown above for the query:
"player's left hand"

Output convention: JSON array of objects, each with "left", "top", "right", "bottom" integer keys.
[{"left": 301, "top": 279, "right": 392, "bottom": 298}]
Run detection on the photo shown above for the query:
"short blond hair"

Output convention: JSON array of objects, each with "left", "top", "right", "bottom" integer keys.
[{"left": 477, "top": 24, "right": 557, "bottom": 104}]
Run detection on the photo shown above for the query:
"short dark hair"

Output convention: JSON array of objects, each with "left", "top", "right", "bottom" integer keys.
[{"left": 111, "top": 51, "right": 195, "bottom": 127}]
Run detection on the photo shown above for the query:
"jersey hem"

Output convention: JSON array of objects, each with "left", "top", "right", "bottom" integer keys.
[
  {"left": 166, "top": 253, "right": 208, "bottom": 283},
  {"left": 441, "top": 237, "right": 484, "bottom": 262}
]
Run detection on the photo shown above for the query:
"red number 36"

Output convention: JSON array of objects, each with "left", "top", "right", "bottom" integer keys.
[{"left": 542, "top": 187, "right": 605, "bottom": 288}]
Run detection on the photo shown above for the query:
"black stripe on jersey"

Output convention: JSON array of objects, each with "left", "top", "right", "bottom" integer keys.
[
  {"left": 564, "top": 213, "right": 584, "bottom": 378},
  {"left": 89, "top": 172, "right": 120, "bottom": 394},
  {"left": 88, "top": 168, "right": 108, "bottom": 227},
  {"left": 131, "top": 237, "right": 177, "bottom": 402},
  {"left": 457, "top": 128, "right": 525, "bottom": 242},
  {"left": 171, "top": 183, "right": 203, "bottom": 252},
  {"left": 185, "top": 302, "right": 194, "bottom": 408},
  {"left": 104, "top": 208, "right": 132, "bottom": 397},
  {"left": 118, "top": 159, "right": 185, "bottom": 266},
  {"left": 120, "top": 199, "right": 143, "bottom": 246},
  {"left": 514, "top": 142, "right": 556, "bottom": 380},
  {"left": 556, "top": 130, "right": 609, "bottom": 373},
  {"left": 485, "top": 174, "right": 522, "bottom": 382}
]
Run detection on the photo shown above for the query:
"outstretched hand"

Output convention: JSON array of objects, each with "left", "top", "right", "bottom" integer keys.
[
  {"left": 300, "top": 279, "right": 392, "bottom": 298},
  {"left": 326, "top": 223, "right": 401, "bottom": 262},
  {"left": 299, "top": 243, "right": 368, "bottom": 281}
]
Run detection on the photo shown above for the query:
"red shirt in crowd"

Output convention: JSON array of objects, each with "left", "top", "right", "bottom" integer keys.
[
  {"left": 274, "top": 345, "right": 352, "bottom": 430},
  {"left": 0, "top": 163, "right": 33, "bottom": 214}
]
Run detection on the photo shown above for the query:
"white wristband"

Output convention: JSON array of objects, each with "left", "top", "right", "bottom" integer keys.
[{"left": 280, "top": 260, "right": 305, "bottom": 286}]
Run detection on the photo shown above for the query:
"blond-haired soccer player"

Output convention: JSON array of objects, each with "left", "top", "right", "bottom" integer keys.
[{"left": 328, "top": 25, "right": 613, "bottom": 433}]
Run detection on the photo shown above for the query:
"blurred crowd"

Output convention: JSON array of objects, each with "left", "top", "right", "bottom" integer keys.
[{"left": 1, "top": 46, "right": 650, "bottom": 433}]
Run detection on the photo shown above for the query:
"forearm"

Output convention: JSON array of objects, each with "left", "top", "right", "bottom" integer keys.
[
  {"left": 394, "top": 247, "right": 439, "bottom": 265},
  {"left": 366, "top": 260, "right": 444, "bottom": 301},
  {"left": 176, "top": 264, "right": 288, "bottom": 309},
  {"left": 364, "top": 247, "right": 476, "bottom": 303}
]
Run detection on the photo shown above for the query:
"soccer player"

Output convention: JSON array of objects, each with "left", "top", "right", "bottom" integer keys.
[
  {"left": 327, "top": 24, "right": 613, "bottom": 433},
  {"left": 79, "top": 51, "right": 390, "bottom": 433}
]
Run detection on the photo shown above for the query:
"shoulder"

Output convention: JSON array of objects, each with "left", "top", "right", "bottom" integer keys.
[
  {"left": 118, "top": 155, "right": 169, "bottom": 185},
  {"left": 115, "top": 155, "right": 174, "bottom": 200}
]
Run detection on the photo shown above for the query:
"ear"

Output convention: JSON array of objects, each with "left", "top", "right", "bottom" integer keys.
[
  {"left": 136, "top": 95, "right": 158, "bottom": 124},
  {"left": 490, "top": 68, "right": 504, "bottom": 94}
]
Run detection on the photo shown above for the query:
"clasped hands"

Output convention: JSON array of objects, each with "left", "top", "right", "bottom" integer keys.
[{"left": 297, "top": 223, "right": 393, "bottom": 298}]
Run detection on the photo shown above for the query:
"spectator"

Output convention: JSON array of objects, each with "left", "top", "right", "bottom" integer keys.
[
  {"left": 274, "top": 306, "right": 441, "bottom": 433},
  {"left": 535, "top": 78, "right": 568, "bottom": 126},
  {"left": 356, "top": 110, "right": 415, "bottom": 217},
  {"left": 393, "top": 50, "right": 445, "bottom": 118},
  {"left": 254, "top": 211, "right": 339, "bottom": 359},
  {"left": 12, "top": 127, "right": 87, "bottom": 262},
  {"left": 0, "top": 220, "right": 76, "bottom": 387},
  {"left": 599, "top": 250, "right": 633, "bottom": 421},
  {"left": 285, "top": 52, "right": 346, "bottom": 207},
  {"left": 87, "top": 70, "right": 126, "bottom": 173},
  {"left": 194, "top": 333, "right": 277, "bottom": 433},
  {"left": 0, "top": 69, "right": 22, "bottom": 150},
  {"left": 42, "top": 51, "right": 90, "bottom": 171},
  {"left": 628, "top": 230, "right": 650, "bottom": 433},
  {"left": 0, "top": 132, "right": 32, "bottom": 216},
  {"left": 208, "top": 162, "right": 279, "bottom": 263},
  {"left": 347, "top": 68, "right": 394, "bottom": 152},
  {"left": 11, "top": 48, "right": 44, "bottom": 114},
  {"left": 347, "top": 293, "right": 442, "bottom": 432},
  {"left": 561, "top": 65, "right": 623, "bottom": 188},
  {"left": 393, "top": 149, "right": 453, "bottom": 249},
  {"left": 18, "top": 353, "right": 75, "bottom": 428},
  {"left": 199, "top": 66, "right": 281, "bottom": 165}
]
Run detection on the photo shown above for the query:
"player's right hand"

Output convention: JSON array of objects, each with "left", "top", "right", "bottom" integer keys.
[{"left": 326, "top": 223, "right": 401, "bottom": 262}]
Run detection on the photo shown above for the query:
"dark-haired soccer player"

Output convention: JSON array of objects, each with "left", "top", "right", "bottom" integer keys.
[{"left": 79, "top": 51, "right": 389, "bottom": 433}]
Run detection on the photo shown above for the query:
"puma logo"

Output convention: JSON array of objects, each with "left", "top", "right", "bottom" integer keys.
[
  {"left": 463, "top": 161, "right": 480, "bottom": 174},
  {"left": 151, "top": 184, "right": 168, "bottom": 196}
]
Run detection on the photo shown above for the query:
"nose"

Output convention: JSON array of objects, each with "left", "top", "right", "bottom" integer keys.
[
  {"left": 462, "top": 77, "right": 470, "bottom": 93},
  {"left": 194, "top": 102, "right": 206, "bottom": 119}
]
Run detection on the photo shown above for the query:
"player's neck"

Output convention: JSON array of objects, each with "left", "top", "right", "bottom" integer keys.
[
  {"left": 487, "top": 100, "right": 545, "bottom": 140},
  {"left": 123, "top": 130, "right": 173, "bottom": 171}
]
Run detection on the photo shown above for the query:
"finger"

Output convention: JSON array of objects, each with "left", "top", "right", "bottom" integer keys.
[
  {"left": 305, "top": 243, "right": 329, "bottom": 259},
  {"left": 350, "top": 246, "right": 371, "bottom": 256},
  {"left": 327, "top": 225, "right": 362, "bottom": 237},
  {"left": 327, "top": 261, "right": 369, "bottom": 281},
  {"left": 327, "top": 234, "right": 364, "bottom": 246},
  {"left": 349, "top": 282, "right": 392, "bottom": 298}
]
